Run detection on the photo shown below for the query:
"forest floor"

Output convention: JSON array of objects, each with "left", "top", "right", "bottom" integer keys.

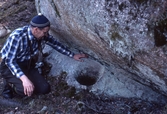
[{"left": 0, "top": 0, "right": 167, "bottom": 114}]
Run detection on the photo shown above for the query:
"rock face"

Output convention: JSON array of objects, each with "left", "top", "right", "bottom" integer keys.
[{"left": 36, "top": 0, "right": 167, "bottom": 103}]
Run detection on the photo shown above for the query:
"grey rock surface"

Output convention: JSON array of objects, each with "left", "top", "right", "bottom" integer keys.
[{"left": 37, "top": 0, "right": 167, "bottom": 103}]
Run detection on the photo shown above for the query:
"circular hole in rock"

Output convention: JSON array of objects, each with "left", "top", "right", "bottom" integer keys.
[
  {"left": 75, "top": 75, "right": 97, "bottom": 86},
  {"left": 75, "top": 67, "right": 99, "bottom": 86}
]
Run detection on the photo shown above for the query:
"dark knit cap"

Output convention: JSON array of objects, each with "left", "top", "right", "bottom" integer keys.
[{"left": 30, "top": 13, "right": 50, "bottom": 28}]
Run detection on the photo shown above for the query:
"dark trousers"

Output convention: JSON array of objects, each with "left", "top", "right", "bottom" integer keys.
[{"left": 0, "top": 59, "right": 51, "bottom": 97}]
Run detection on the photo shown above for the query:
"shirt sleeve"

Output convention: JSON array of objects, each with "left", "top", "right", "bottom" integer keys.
[
  {"left": 5, "top": 35, "right": 25, "bottom": 78},
  {"left": 45, "top": 35, "right": 75, "bottom": 58}
]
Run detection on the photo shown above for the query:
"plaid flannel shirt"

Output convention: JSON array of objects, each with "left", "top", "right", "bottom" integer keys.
[{"left": 0, "top": 25, "right": 74, "bottom": 78}]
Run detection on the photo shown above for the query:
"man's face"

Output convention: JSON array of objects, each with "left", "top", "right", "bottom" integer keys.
[{"left": 33, "top": 26, "right": 50, "bottom": 39}]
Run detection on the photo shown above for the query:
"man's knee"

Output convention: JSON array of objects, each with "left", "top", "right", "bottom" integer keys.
[
  {"left": 14, "top": 86, "right": 26, "bottom": 97},
  {"left": 15, "top": 83, "right": 51, "bottom": 96},
  {"left": 37, "top": 83, "right": 51, "bottom": 94}
]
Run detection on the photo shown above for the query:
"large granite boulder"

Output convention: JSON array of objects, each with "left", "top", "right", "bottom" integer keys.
[{"left": 36, "top": 0, "right": 167, "bottom": 103}]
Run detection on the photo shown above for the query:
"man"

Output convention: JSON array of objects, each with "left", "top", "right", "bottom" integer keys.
[{"left": 0, "top": 13, "right": 87, "bottom": 99}]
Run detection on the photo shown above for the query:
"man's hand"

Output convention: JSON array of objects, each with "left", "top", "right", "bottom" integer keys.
[
  {"left": 20, "top": 75, "right": 34, "bottom": 96},
  {"left": 73, "top": 53, "right": 88, "bottom": 62}
]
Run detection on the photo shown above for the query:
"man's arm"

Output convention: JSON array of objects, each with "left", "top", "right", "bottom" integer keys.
[
  {"left": 45, "top": 35, "right": 74, "bottom": 57},
  {"left": 4, "top": 35, "right": 25, "bottom": 78},
  {"left": 45, "top": 35, "right": 88, "bottom": 61},
  {"left": 3, "top": 35, "right": 34, "bottom": 96},
  {"left": 20, "top": 75, "right": 34, "bottom": 96}
]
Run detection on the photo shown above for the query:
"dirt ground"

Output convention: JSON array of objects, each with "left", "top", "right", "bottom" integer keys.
[{"left": 0, "top": 0, "right": 167, "bottom": 114}]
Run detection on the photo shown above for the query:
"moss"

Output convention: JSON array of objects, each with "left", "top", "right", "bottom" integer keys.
[
  {"left": 118, "top": 2, "right": 127, "bottom": 11},
  {"left": 156, "top": 15, "right": 167, "bottom": 26},
  {"left": 109, "top": 32, "right": 122, "bottom": 41},
  {"left": 108, "top": 23, "right": 123, "bottom": 41},
  {"left": 129, "top": 0, "right": 149, "bottom": 5}
]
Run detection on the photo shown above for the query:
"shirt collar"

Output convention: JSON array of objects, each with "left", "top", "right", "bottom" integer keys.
[{"left": 27, "top": 26, "right": 36, "bottom": 41}]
